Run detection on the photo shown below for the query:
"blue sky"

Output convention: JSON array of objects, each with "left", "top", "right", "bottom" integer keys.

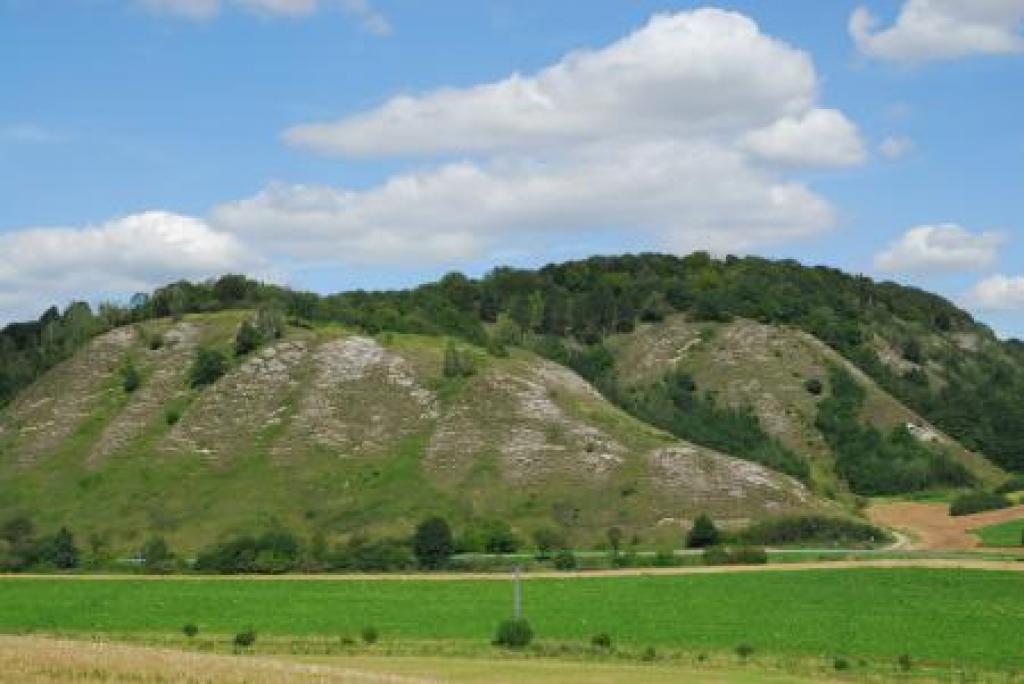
[{"left": 1, "top": 0, "right": 1022, "bottom": 336}]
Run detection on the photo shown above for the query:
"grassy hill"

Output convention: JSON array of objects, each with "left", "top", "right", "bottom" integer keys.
[
  {"left": 1, "top": 252, "right": 1019, "bottom": 553},
  {"left": 0, "top": 312, "right": 822, "bottom": 553}
]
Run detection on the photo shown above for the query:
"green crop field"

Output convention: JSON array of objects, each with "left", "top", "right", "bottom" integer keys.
[
  {"left": 973, "top": 518, "right": 1024, "bottom": 548},
  {"left": 3, "top": 568, "right": 1024, "bottom": 671}
]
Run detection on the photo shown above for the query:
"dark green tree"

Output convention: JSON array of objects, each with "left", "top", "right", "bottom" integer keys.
[
  {"left": 412, "top": 517, "right": 454, "bottom": 570},
  {"left": 686, "top": 514, "right": 720, "bottom": 549}
]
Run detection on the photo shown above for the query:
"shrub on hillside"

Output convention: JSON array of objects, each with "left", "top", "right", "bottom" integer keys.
[
  {"left": 531, "top": 527, "right": 566, "bottom": 559},
  {"left": 194, "top": 530, "right": 303, "bottom": 574},
  {"left": 182, "top": 623, "right": 199, "bottom": 638},
  {"left": 804, "top": 378, "right": 823, "bottom": 395},
  {"left": 457, "top": 519, "right": 523, "bottom": 555},
  {"left": 553, "top": 549, "right": 577, "bottom": 571},
  {"left": 949, "top": 491, "right": 1011, "bottom": 516},
  {"left": 328, "top": 536, "right": 414, "bottom": 572},
  {"left": 686, "top": 513, "right": 720, "bottom": 549},
  {"left": 493, "top": 618, "right": 533, "bottom": 649},
  {"left": 591, "top": 632, "right": 612, "bottom": 650},
  {"left": 703, "top": 546, "right": 768, "bottom": 566},
  {"left": 234, "top": 320, "right": 260, "bottom": 356},
  {"left": 0, "top": 515, "right": 35, "bottom": 572},
  {"left": 442, "top": 341, "right": 476, "bottom": 378},
  {"left": 361, "top": 625, "right": 379, "bottom": 644},
  {"left": 188, "top": 347, "right": 228, "bottom": 388},
  {"left": 140, "top": 536, "right": 176, "bottom": 574},
  {"left": 121, "top": 362, "right": 141, "bottom": 393},
  {"left": 737, "top": 515, "right": 889, "bottom": 547}
]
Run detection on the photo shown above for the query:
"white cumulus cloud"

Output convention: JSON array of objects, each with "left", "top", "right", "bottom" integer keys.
[
  {"left": 874, "top": 224, "right": 1005, "bottom": 273},
  {"left": 741, "top": 109, "right": 866, "bottom": 167},
  {"left": 285, "top": 9, "right": 835, "bottom": 157},
  {"left": 851, "top": 0, "right": 1024, "bottom": 62},
  {"left": 969, "top": 274, "right": 1024, "bottom": 310},
  {"left": 0, "top": 212, "right": 260, "bottom": 322},
  {"left": 254, "top": 10, "right": 861, "bottom": 267},
  {"left": 211, "top": 141, "right": 834, "bottom": 265}
]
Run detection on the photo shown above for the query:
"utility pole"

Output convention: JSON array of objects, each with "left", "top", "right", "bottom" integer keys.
[{"left": 512, "top": 565, "right": 522, "bottom": 619}]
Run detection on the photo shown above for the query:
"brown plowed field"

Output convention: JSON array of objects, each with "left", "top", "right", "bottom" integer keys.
[{"left": 868, "top": 501, "right": 1024, "bottom": 551}]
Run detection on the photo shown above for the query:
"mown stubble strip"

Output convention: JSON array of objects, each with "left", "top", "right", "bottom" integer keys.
[{"left": 0, "top": 635, "right": 437, "bottom": 684}]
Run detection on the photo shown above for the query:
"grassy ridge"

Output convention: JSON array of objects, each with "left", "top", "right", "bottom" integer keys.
[{"left": 2, "top": 569, "right": 1024, "bottom": 669}]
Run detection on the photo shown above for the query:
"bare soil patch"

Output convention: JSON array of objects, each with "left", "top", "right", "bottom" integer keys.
[{"left": 868, "top": 501, "right": 1024, "bottom": 551}]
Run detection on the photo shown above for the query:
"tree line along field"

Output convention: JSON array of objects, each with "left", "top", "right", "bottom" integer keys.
[{"left": 3, "top": 569, "right": 1024, "bottom": 672}]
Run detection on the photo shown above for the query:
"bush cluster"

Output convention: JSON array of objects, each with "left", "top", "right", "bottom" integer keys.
[
  {"left": 703, "top": 546, "right": 768, "bottom": 566},
  {"left": 140, "top": 536, "right": 178, "bottom": 574},
  {"left": 194, "top": 530, "right": 304, "bottom": 574},
  {"left": 553, "top": 549, "right": 577, "bottom": 571},
  {"left": 457, "top": 518, "right": 521, "bottom": 554},
  {"left": 737, "top": 515, "right": 889, "bottom": 547},
  {"left": 949, "top": 491, "right": 1011, "bottom": 517},
  {"left": 0, "top": 516, "right": 79, "bottom": 572}
]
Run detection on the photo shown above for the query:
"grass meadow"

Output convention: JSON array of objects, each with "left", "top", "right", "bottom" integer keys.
[
  {"left": 3, "top": 568, "right": 1024, "bottom": 672},
  {"left": 973, "top": 518, "right": 1024, "bottom": 548}
]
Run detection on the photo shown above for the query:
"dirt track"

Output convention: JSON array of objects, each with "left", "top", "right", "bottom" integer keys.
[{"left": 868, "top": 501, "right": 1024, "bottom": 551}]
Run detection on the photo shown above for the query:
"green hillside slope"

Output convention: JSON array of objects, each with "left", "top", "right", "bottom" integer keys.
[
  {"left": 0, "top": 313, "right": 822, "bottom": 553},
  {"left": 607, "top": 314, "right": 1003, "bottom": 497},
  {"left": 0, "top": 252, "right": 1017, "bottom": 550}
]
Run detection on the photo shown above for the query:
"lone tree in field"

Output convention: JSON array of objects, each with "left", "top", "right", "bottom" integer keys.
[
  {"left": 412, "top": 516, "right": 454, "bottom": 570},
  {"left": 686, "top": 513, "right": 720, "bottom": 549}
]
